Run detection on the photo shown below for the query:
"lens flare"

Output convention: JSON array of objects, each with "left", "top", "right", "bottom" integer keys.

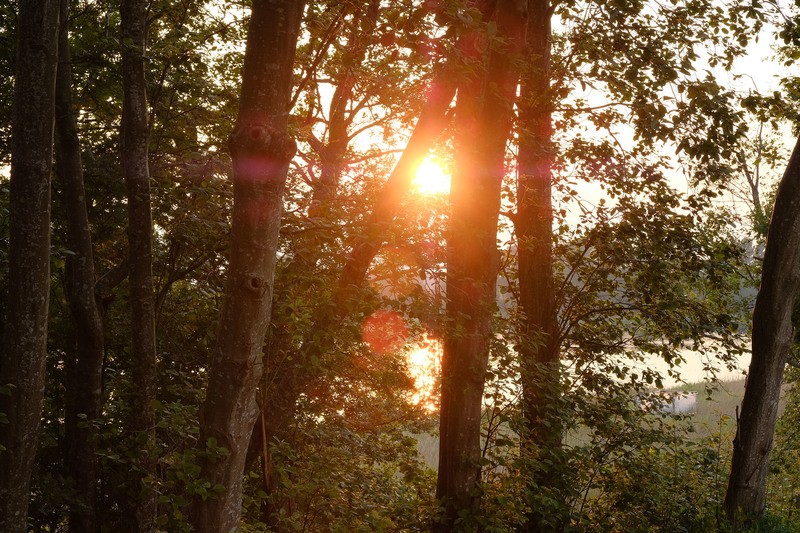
[{"left": 361, "top": 310, "right": 408, "bottom": 354}]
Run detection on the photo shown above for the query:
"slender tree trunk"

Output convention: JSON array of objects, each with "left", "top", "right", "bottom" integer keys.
[
  {"left": 435, "top": 1, "right": 527, "bottom": 529},
  {"left": 336, "top": 69, "right": 456, "bottom": 294},
  {"left": 54, "top": 1, "right": 105, "bottom": 531},
  {"left": 120, "top": 0, "right": 157, "bottom": 529},
  {"left": 0, "top": 1, "right": 60, "bottom": 531},
  {"left": 191, "top": 1, "right": 305, "bottom": 531},
  {"left": 724, "top": 136, "right": 800, "bottom": 525},
  {"left": 259, "top": 3, "right": 380, "bottom": 524},
  {"left": 305, "top": 0, "right": 379, "bottom": 221},
  {"left": 516, "top": 2, "right": 566, "bottom": 532}
]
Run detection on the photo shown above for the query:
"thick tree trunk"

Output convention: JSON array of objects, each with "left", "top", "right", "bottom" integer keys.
[
  {"left": 516, "top": 2, "right": 566, "bottom": 532},
  {"left": 120, "top": 0, "right": 157, "bottom": 529},
  {"left": 54, "top": 1, "right": 105, "bottom": 531},
  {"left": 191, "top": 1, "right": 304, "bottom": 531},
  {"left": 724, "top": 136, "right": 800, "bottom": 525},
  {"left": 435, "top": 1, "right": 527, "bottom": 529},
  {"left": 0, "top": 1, "right": 60, "bottom": 531}
]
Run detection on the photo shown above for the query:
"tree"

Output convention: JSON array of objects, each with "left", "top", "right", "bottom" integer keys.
[
  {"left": 504, "top": 1, "right": 769, "bottom": 529},
  {"left": 255, "top": 2, "right": 455, "bottom": 521},
  {"left": 436, "top": 0, "right": 527, "bottom": 528},
  {"left": 120, "top": 0, "right": 158, "bottom": 528},
  {"left": 515, "top": 1, "right": 567, "bottom": 531},
  {"left": 191, "top": 1, "right": 305, "bottom": 530},
  {"left": 0, "top": 1, "right": 61, "bottom": 531},
  {"left": 725, "top": 136, "right": 800, "bottom": 524},
  {"left": 54, "top": 0, "right": 106, "bottom": 530}
]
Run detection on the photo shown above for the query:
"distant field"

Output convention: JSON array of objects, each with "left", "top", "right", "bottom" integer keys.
[
  {"left": 669, "top": 378, "right": 790, "bottom": 439},
  {"left": 417, "top": 430, "right": 439, "bottom": 469},
  {"left": 415, "top": 378, "right": 789, "bottom": 469},
  {"left": 672, "top": 378, "right": 745, "bottom": 438}
]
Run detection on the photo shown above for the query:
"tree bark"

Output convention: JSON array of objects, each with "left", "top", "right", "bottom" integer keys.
[
  {"left": 54, "top": 1, "right": 105, "bottom": 531},
  {"left": 120, "top": 0, "right": 157, "bottom": 529},
  {"left": 191, "top": 1, "right": 304, "bottom": 531},
  {"left": 516, "top": 2, "right": 565, "bottom": 532},
  {"left": 0, "top": 1, "right": 60, "bottom": 531},
  {"left": 724, "top": 136, "right": 800, "bottom": 525},
  {"left": 435, "top": 1, "right": 527, "bottom": 529}
]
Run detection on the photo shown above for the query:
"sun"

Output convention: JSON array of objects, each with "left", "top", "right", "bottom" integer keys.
[{"left": 412, "top": 157, "right": 450, "bottom": 195}]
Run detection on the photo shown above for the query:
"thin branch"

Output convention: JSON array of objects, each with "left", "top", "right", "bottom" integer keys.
[{"left": 289, "top": 7, "right": 347, "bottom": 109}]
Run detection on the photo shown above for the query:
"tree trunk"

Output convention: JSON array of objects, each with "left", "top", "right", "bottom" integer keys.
[
  {"left": 435, "top": 1, "right": 527, "bottom": 529},
  {"left": 120, "top": 0, "right": 157, "bottom": 529},
  {"left": 724, "top": 136, "right": 800, "bottom": 525},
  {"left": 54, "top": 1, "right": 105, "bottom": 531},
  {"left": 0, "top": 1, "right": 60, "bottom": 531},
  {"left": 259, "top": 3, "right": 380, "bottom": 524},
  {"left": 335, "top": 66, "right": 456, "bottom": 295},
  {"left": 516, "top": 2, "right": 566, "bottom": 532},
  {"left": 191, "top": 1, "right": 304, "bottom": 531}
]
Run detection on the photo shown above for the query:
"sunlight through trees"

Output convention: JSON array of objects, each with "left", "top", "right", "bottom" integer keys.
[{"left": 2, "top": 0, "right": 800, "bottom": 531}]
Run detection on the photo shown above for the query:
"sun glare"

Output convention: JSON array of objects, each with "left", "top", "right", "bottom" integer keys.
[
  {"left": 406, "top": 337, "right": 442, "bottom": 411},
  {"left": 412, "top": 158, "right": 450, "bottom": 195}
]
